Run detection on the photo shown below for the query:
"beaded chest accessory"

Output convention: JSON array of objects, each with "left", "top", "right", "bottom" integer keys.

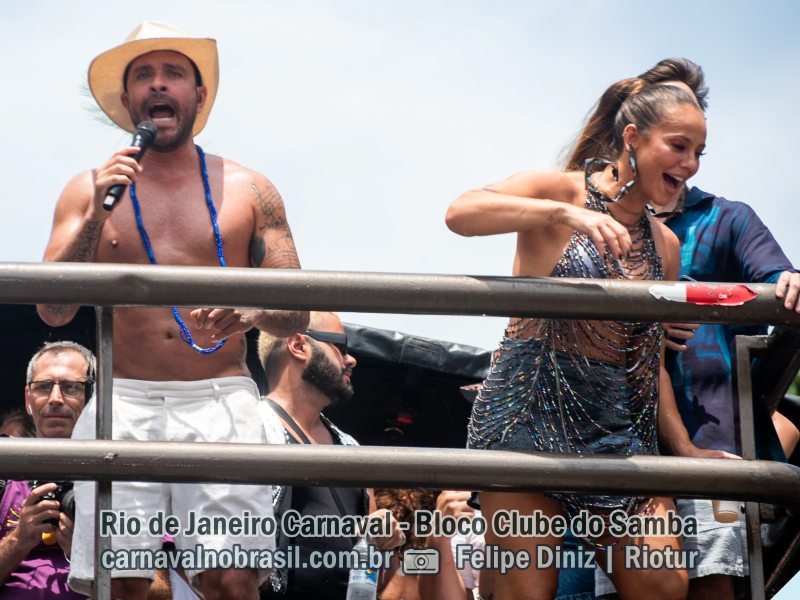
[
  {"left": 467, "top": 174, "right": 664, "bottom": 526},
  {"left": 129, "top": 145, "right": 227, "bottom": 354}
]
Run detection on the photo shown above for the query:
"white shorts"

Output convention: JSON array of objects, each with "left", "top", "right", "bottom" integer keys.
[
  {"left": 676, "top": 498, "right": 747, "bottom": 579},
  {"left": 68, "top": 377, "right": 278, "bottom": 596}
]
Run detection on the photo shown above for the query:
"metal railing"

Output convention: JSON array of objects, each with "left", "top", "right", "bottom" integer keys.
[
  {"left": 737, "top": 332, "right": 800, "bottom": 598},
  {"left": 1, "top": 262, "right": 798, "bottom": 324},
  {"left": 1, "top": 262, "right": 799, "bottom": 600}
]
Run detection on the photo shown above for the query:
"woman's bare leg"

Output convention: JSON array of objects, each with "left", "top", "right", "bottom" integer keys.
[
  {"left": 604, "top": 497, "right": 689, "bottom": 600},
  {"left": 480, "top": 491, "right": 563, "bottom": 600}
]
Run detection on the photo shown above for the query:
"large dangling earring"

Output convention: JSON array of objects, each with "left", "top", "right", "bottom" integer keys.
[
  {"left": 583, "top": 157, "right": 614, "bottom": 200},
  {"left": 609, "top": 144, "right": 638, "bottom": 202},
  {"left": 627, "top": 144, "right": 638, "bottom": 179}
]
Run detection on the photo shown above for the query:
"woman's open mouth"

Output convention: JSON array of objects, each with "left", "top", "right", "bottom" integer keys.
[{"left": 663, "top": 173, "right": 683, "bottom": 195}]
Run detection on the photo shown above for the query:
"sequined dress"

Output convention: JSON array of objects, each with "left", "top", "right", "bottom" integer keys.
[{"left": 467, "top": 190, "right": 664, "bottom": 518}]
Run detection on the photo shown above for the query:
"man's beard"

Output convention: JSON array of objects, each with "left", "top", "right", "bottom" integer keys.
[
  {"left": 129, "top": 98, "right": 197, "bottom": 152},
  {"left": 301, "top": 347, "right": 354, "bottom": 404},
  {"left": 151, "top": 123, "right": 193, "bottom": 152}
]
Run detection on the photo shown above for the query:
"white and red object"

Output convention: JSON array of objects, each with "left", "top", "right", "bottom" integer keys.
[{"left": 649, "top": 283, "right": 758, "bottom": 306}]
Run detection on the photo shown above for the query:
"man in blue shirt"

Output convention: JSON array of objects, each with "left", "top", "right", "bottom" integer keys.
[
  {"left": 663, "top": 186, "right": 799, "bottom": 600},
  {"left": 666, "top": 186, "right": 798, "bottom": 460}
]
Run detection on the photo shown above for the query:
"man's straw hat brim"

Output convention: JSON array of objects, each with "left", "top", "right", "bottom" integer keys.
[{"left": 88, "top": 21, "right": 218, "bottom": 136}]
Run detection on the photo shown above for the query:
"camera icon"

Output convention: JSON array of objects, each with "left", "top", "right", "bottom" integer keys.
[{"left": 403, "top": 548, "right": 440, "bottom": 575}]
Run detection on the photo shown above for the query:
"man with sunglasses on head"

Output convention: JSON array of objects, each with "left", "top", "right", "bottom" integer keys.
[
  {"left": 257, "top": 312, "right": 405, "bottom": 599},
  {"left": 0, "top": 341, "right": 95, "bottom": 598}
]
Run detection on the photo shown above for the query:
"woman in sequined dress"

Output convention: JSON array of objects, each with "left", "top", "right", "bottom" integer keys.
[
  {"left": 575, "top": 62, "right": 800, "bottom": 600},
  {"left": 446, "top": 84, "right": 707, "bottom": 600}
]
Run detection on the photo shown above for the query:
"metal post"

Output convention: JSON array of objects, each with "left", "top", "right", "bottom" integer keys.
[
  {"left": 736, "top": 335, "right": 770, "bottom": 600},
  {"left": 93, "top": 306, "right": 113, "bottom": 600}
]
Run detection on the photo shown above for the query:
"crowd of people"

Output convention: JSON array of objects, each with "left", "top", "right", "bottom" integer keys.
[{"left": 1, "top": 19, "right": 799, "bottom": 600}]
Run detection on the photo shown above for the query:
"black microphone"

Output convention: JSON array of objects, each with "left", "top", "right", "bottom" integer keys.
[{"left": 102, "top": 121, "right": 158, "bottom": 211}]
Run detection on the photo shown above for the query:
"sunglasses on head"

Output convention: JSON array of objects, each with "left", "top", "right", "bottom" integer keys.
[{"left": 305, "top": 330, "right": 349, "bottom": 357}]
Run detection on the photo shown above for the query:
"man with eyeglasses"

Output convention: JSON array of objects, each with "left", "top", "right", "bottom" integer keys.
[
  {"left": 257, "top": 312, "right": 405, "bottom": 599},
  {"left": 0, "top": 341, "right": 95, "bottom": 598}
]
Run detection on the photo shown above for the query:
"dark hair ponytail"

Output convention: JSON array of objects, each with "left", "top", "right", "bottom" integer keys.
[
  {"left": 564, "top": 78, "right": 647, "bottom": 171},
  {"left": 563, "top": 58, "right": 707, "bottom": 171}
]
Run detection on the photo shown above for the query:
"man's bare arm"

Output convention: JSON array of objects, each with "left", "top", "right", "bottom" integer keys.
[
  {"left": 0, "top": 485, "right": 62, "bottom": 585},
  {"left": 0, "top": 531, "right": 30, "bottom": 586},
  {"left": 38, "top": 149, "right": 142, "bottom": 326},
  {"left": 248, "top": 181, "right": 308, "bottom": 336},
  {"left": 249, "top": 182, "right": 300, "bottom": 268},
  {"left": 37, "top": 171, "right": 109, "bottom": 326},
  {"left": 190, "top": 178, "right": 309, "bottom": 339}
]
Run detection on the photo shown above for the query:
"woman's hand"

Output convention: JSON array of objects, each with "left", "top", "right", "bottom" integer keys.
[
  {"left": 663, "top": 322, "right": 699, "bottom": 352},
  {"left": 560, "top": 204, "right": 632, "bottom": 258},
  {"left": 675, "top": 442, "right": 741, "bottom": 460}
]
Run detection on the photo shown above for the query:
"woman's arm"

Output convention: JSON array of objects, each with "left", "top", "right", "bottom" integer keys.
[
  {"left": 446, "top": 170, "right": 632, "bottom": 257},
  {"left": 657, "top": 360, "right": 738, "bottom": 458},
  {"left": 445, "top": 170, "right": 576, "bottom": 236}
]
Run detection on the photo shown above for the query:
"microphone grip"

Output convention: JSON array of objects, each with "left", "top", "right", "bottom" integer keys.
[
  {"left": 102, "top": 146, "right": 148, "bottom": 212},
  {"left": 102, "top": 186, "right": 125, "bottom": 211}
]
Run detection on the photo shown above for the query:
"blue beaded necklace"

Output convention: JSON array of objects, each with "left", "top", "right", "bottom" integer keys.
[{"left": 129, "top": 145, "right": 227, "bottom": 354}]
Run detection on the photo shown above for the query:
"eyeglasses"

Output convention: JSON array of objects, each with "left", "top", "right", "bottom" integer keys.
[
  {"left": 28, "top": 380, "right": 91, "bottom": 400},
  {"left": 305, "top": 330, "right": 349, "bottom": 357}
]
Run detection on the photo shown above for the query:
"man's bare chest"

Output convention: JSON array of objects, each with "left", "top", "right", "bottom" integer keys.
[{"left": 96, "top": 194, "right": 253, "bottom": 267}]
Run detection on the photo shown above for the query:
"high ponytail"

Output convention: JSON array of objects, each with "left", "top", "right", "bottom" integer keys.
[{"left": 564, "top": 78, "right": 647, "bottom": 172}]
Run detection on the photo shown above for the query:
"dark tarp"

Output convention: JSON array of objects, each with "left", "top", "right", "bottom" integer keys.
[{"left": 323, "top": 323, "right": 490, "bottom": 448}]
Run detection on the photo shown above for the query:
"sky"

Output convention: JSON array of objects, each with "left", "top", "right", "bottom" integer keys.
[{"left": 2, "top": 0, "right": 799, "bottom": 595}]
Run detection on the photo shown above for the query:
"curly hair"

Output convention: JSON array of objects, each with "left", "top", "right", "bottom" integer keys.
[{"left": 374, "top": 488, "right": 440, "bottom": 551}]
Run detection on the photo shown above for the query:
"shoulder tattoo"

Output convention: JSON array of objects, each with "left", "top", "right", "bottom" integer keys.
[{"left": 252, "top": 183, "right": 288, "bottom": 231}]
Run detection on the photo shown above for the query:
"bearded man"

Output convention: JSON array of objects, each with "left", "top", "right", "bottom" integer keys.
[
  {"left": 258, "top": 312, "right": 405, "bottom": 600},
  {"left": 37, "top": 22, "right": 308, "bottom": 600}
]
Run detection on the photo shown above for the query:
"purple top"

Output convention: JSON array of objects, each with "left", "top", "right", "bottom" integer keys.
[{"left": 0, "top": 480, "right": 85, "bottom": 599}]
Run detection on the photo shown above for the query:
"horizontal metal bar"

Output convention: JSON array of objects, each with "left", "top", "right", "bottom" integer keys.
[
  {"left": 1, "top": 262, "right": 798, "bottom": 324},
  {"left": 1, "top": 439, "right": 798, "bottom": 507}
]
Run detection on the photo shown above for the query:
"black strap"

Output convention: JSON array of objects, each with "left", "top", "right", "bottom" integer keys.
[
  {"left": 265, "top": 397, "right": 355, "bottom": 538},
  {"left": 266, "top": 397, "right": 313, "bottom": 445}
]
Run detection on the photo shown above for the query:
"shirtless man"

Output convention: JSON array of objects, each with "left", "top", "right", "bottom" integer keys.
[{"left": 37, "top": 22, "right": 308, "bottom": 600}]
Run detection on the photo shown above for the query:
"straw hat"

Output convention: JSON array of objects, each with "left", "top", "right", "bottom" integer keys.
[{"left": 88, "top": 21, "right": 218, "bottom": 135}]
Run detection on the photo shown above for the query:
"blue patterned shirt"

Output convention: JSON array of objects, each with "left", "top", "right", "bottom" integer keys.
[{"left": 665, "top": 186, "right": 795, "bottom": 460}]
